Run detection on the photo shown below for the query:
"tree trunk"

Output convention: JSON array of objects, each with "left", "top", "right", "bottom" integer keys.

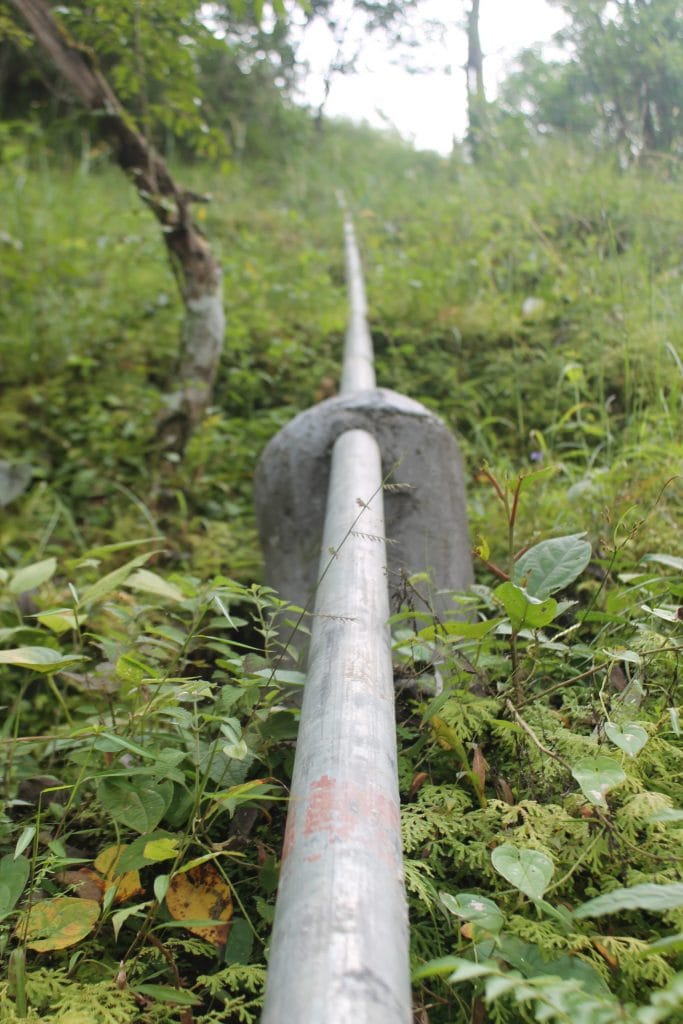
[
  {"left": 8, "top": 0, "right": 225, "bottom": 440},
  {"left": 465, "top": 0, "right": 486, "bottom": 159}
]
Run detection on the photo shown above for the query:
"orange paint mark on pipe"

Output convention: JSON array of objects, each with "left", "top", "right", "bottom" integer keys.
[{"left": 300, "top": 774, "right": 401, "bottom": 869}]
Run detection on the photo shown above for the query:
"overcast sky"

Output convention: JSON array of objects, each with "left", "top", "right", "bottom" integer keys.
[{"left": 296, "top": 0, "right": 568, "bottom": 153}]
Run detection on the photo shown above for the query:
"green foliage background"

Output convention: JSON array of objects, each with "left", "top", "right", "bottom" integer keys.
[{"left": 0, "top": 15, "right": 682, "bottom": 1017}]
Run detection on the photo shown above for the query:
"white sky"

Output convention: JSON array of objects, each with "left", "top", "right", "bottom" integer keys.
[{"left": 296, "top": 0, "right": 568, "bottom": 153}]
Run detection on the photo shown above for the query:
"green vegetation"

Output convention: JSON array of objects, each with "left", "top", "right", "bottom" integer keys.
[{"left": 1, "top": 4, "right": 682, "bottom": 1015}]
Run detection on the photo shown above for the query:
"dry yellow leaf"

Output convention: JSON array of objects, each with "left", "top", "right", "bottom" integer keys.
[
  {"left": 93, "top": 844, "right": 144, "bottom": 904},
  {"left": 166, "top": 863, "right": 233, "bottom": 947}
]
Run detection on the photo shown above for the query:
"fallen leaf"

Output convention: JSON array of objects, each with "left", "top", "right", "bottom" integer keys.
[
  {"left": 93, "top": 845, "right": 144, "bottom": 904},
  {"left": 56, "top": 869, "right": 105, "bottom": 903},
  {"left": 593, "top": 940, "right": 618, "bottom": 969},
  {"left": 472, "top": 746, "right": 488, "bottom": 791},
  {"left": 166, "top": 863, "right": 233, "bottom": 946},
  {"left": 494, "top": 777, "right": 515, "bottom": 805},
  {"left": 15, "top": 897, "right": 99, "bottom": 951},
  {"left": 409, "top": 772, "right": 429, "bottom": 800}
]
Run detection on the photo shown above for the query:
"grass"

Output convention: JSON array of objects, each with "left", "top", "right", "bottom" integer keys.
[{"left": 0, "top": 118, "right": 681, "bottom": 1022}]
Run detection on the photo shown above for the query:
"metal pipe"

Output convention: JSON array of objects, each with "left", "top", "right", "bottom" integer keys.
[
  {"left": 261, "top": 429, "right": 411, "bottom": 1024},
  {"left": 262, "top": 208, "right": 411, "bottom": 1022},
  {"left": 340, "top": 214, "right": 376, "bottom": 394}
]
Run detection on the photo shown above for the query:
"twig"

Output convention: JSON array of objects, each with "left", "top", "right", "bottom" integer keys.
[{"left": 505, "top": 699, "right": 573, "bottom": 772}]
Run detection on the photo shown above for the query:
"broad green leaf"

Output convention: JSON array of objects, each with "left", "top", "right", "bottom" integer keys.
[
  {"left": 574, "top": 882, "right": 683, "bottom": 918},
  {"left": 224, "top": 917, "right": 254, "bottom": 966},
  {"left": 253, "top": 668, "right": 306, "bottom": 686},
  {"left": 223, "top": 738, "right": 249, "bottom": 760},
  {"left": 491, "top": 844, "right": 553, "bottom": 901},
  {"left": 91, "top": 733, "right": 155, "bottom": 760},
  {"left": 494, "top": 582, "right": 558, "bottom": 631},
  {"left": 0, "top": 647, "right": 84, "bottom": 672},
  {"left": 97, "top": 778, "right": 173, "bottom": 833},
  {"left": 439, "top": 892, "right": 504, "bottom": 936},
  {"left": 420, "top": 618, "right": 502, "bottom": 641},
  {"left": 412, "top": 956, "right": 466, "bottom": 981},
  {"left": 79, "top": 551, "right": 157, "bottom": 607},
  {"left": 36, "top": 609, "right": 78, "bottom": 634},
  {"left": 0, "top": 855, "right": 30, "bottom": 921},
  {"left": 605, "top": 722, "right": 648, "bottom": 757},
  {"left": 15, "top": 897, "right": 99, "bottom": 951},
  {"left": 0, "top": 626, "right": 43, "bottom": 643},
  {"left": 125, "top": 569, "right": 184, "bottom": 603},
  {"left": 449, "top": 960, "right": 498, "bottom": 983},
  {"left": 513, "top": 533, "right": 591, "bottom": 599},
  {"left": 9, "top": 557, "right": 57, "bottom": 594},
  {"left": 571, "top": 756, "right": 626, "bottom": 807},
  {"left": 493, "top": 936, "right": 610, "bottom": 996}
]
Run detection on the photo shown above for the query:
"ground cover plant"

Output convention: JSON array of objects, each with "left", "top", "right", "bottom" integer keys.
[{"left": 0, "top": 117, "right": 682, "bottom": 1022}]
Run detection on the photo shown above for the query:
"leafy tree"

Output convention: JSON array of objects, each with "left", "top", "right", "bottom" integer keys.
[
  {"left": 3, "top": 0, "right": 226, "bottom": 442},
  {"left": 1, "top": 0, "right": 300, "bottom": 440},
  {"left": 501, "top": 0, "right": 683, "bottom": 159}
]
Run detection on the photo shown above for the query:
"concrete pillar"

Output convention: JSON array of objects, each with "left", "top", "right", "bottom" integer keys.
[{"left": 254, "top": 386, "right": 473, "bottom": 634}]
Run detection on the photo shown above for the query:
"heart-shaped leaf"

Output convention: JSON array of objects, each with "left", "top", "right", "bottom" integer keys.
[
  {"left": 513, "top": 533, "right": 592, "bottom": 599},
  {"left": 494, "top": 582, "right": 558, "bottom": 631},
  {"left": 571, "top": 756, "right": 626, "bottom": 808},
  {"left": 97, "top": 778, "right": 173, "bottom": 833},
  {"left": 605, "top": 722, "right": 648, "bottom": 757},
  {"left": 491, "top": 844, "right": 554, "bottom": 901},
  {"left": 439, "top": 892, "right": 504, "bottom": 936}
]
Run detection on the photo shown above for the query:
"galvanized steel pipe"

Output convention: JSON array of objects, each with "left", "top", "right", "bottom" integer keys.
[
  {"left": 261, "top": 210, "right": 411, "bottom": 1023},
  {"left": 340, "top": 214, "right": 376, "bottom": 395}
]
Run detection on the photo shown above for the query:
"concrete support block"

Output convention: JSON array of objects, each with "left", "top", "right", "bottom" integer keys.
[{"left": 254, "top": 388, "right": 473, "bottom": 627}]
